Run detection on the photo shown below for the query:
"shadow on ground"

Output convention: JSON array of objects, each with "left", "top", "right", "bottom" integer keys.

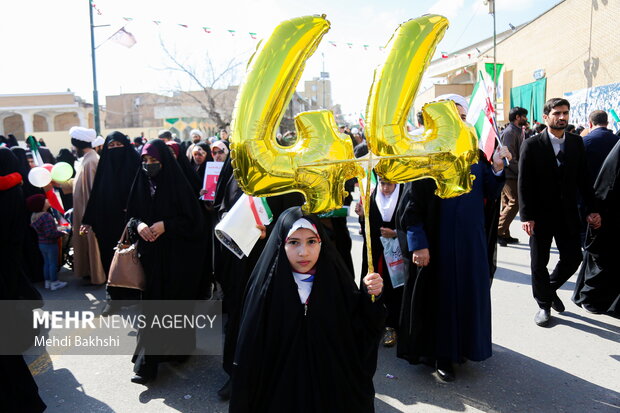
[{"left": 374, "top": 344, "right": 620, "bottom": 412}]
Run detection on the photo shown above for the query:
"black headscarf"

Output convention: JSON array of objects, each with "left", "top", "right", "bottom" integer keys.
[
  {"left": 6, "top": 135, "right": 19, "bottom": 148},
  {"left": 56, "top": 149, "right": 77, "bottom": 178},
  {"left": 230, "top": 207, "right": 385, "bottom": 413},
  {"left": 175, "top": 142, "right": 202, "bottom": 196},
  {"left": 82, "top": 132, "right": 140, "bottom": 272},
  {"left": 9, "top": 147, "right": 42, "bottom": 199},
  {"left": 126, "top": 139, "right": 206, "bottom": 299}
]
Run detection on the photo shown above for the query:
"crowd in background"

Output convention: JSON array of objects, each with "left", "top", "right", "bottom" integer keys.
[{"left": 1, "top": 94, "right": 619, "bottom": 412}]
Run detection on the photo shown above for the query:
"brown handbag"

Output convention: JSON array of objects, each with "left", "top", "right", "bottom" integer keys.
[{"left": 107, "top": 225, "right": 146, "bottom": 290}]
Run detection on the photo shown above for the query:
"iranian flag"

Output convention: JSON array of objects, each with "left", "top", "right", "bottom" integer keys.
[
  {"left": 358, "top": 113, "right": 365, "bottom": 129},
  {"left": 467, "top": 75, "right": 498, "bottom": 161},
  {"left": 26, "top": 136, "right": 44, "bottom": 166}
]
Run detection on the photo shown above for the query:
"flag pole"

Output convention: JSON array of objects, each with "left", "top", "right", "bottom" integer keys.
[
  {"left": 89, "top": 0, "right": 101, "bottom": 135},
  {"left": 478, "top": 70, "right": 509, "bottom": 166}
]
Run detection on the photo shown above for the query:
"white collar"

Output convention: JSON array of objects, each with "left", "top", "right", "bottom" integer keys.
[{"left": 375, "top": 184, "right": 400, "bottom": 222}]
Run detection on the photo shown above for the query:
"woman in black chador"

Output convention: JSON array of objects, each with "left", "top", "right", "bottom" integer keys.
[
  {"left": 573, "top": 140, "right": 620, "bottom": 316},
  {"left": 357, "top": 177, "right": 404, "bottom": 347},
  {"left": 125, "top": 139, "right": 206, "bottom": 383},
  {"left": 10, "top": 146, "right": 45, "bottom": 283},
  {"left": 230, "top": 206, "right": 386, "bottom": 413},
  {"left": 82, "top": 132, "right": 141, "bottom": 313},
  {"left": 0, "top": 148, "right": 46, "bottom": 413}
]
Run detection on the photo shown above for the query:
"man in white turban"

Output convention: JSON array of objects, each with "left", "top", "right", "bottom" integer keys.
[
  {"left": 185, "top": 129, "right": 205, "bottom": 159},
  {"left": 58, "top": 126, "right": 105, "bottom": 285},
  {"left": 92, "top": 135, "right": 105, "bottom": 154},
  {"left": 435, "top": 93, "right": 469, "bottom": 121}
]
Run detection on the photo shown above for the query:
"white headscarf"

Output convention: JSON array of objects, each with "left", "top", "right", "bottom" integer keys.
[
  {"left": 69, "top": 126, "right": 96, "bottom": 142},
  {"left": 286, "top": 218, "right": 321, "bottom": 242},
  {"left": 375, "top": 183, "right": 400, "bottom": 222},
  {"left": 211, "top": 140, "right": 229, "bottom": 155}
]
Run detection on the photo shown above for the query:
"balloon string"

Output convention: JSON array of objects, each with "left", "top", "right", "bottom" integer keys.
[{"left": 361, "top": 155, "right": 375, "bottom": 302}]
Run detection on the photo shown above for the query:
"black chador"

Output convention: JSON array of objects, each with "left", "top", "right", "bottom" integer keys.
[
  {"left": 230, "top": 207, "right": 386, "bottom": 413},
  {"left": 125, "top": 139, "right": 207, "bottom": 381},
  {"left": 359, "top": 182, "right": 404, "bottom": 330},
  {"left": 82, "top": 132, "right": 141, "bottom": 303},
  {"left": 213, "top": 157, "right": 304, "bottom": 390},
  {"left": 573, "top": 140, "right": 620, "bottom": 316},
  {"left": 0, "top": 148, "right": 46, "bottom": 413}
]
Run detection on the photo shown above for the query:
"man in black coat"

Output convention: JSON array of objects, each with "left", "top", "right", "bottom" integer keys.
[
  {"left": 518, "top": 98, "right": 601, "bottom": 327},
  {"left": 583, "top": 110, "right": 619, "bottom": 185}
]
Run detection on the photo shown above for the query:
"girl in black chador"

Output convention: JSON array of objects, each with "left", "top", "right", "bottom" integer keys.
[{"left": 230, "top": 206, "right": 386, "bottom": 413}]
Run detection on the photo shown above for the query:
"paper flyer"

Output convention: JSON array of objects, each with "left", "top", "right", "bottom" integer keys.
[
  {"left": 201, "top": 161, "right": 224, "bottom": 201},
  {"left": 215, "top": 194, "right": 273, "bottom": 258}
]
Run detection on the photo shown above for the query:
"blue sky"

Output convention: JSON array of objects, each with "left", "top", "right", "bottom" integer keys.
[{"left": 1, "top": 0, "right": 561, "bottom": 119}]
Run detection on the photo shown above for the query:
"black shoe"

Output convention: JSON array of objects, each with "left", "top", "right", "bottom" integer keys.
[
  {"left": 497, "top": 237, "right": 508, "bottom": 247},
  {"left": 551, "top": 294, "right": 565, "bottom": 313},
  {"left": 582, "top": 303, "right": 603, "bottom": 314},
  {"left": 505, "top": 236, "right": 519, "bottom": 244},
  {"left": 435, "top": 360, "right": 455, "bottom": 382},
  {"left": 131, "top": 374, "right": 152, "bottom": 384},
  {"left": 534, "top": 308, "right": 551, "bottom": 327},
  {"left": 218, "top": 378, "right": 232, "bottom": 400}
]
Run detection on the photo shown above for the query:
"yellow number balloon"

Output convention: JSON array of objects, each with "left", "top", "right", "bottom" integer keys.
[
  {"left": 230, "top": 15, "right": 363, "bottom": 213},
  {"left": 366, "top": 15, "right": 478, "bottom": 198}
]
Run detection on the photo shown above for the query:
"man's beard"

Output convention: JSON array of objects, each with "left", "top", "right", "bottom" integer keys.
[
  {"left": 548, "top": 121, "right": 567, "bottom": 130},
  {"left": 76, "top": 148, "right": 85, "bottom": 158},
  {"left": 193, "top": 138, "right": 201, "bottom": 143}
]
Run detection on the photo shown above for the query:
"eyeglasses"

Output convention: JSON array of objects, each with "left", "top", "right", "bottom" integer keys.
[{"left": 212, "top": 150, "right": 224, "bottom": 155}]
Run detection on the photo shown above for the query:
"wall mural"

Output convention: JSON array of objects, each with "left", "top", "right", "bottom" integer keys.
[{"left": 564, "top": 82, "right": 620, "bottom": 130}]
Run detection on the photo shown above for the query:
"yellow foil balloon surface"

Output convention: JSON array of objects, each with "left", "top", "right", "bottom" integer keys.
[
  {"left": 366, "top": 15, "right": 478, "bottom": 198},
  {"left": 230, "top": 15, "right": 362, "bottom": 213}
]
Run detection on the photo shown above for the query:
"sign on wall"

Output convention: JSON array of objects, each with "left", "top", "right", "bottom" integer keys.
[{"left": 564, "top": 82, "right": 620, "bottom": 129}]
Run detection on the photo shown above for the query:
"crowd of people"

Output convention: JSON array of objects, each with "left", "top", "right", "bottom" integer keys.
[{"left": 1, "top": 94, "right": 618, "bottom": 412}]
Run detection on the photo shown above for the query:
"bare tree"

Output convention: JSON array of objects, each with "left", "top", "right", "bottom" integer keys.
[{"left": 159, "top": 38, "right": 242, "bottom": 129}]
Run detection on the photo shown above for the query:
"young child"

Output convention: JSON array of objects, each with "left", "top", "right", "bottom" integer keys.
[
  {"left": 27, "top": 194, "right": 68, "bottom": 291},
  {"left": 230, "top": 207, "right": 386, "bottom": 412}
]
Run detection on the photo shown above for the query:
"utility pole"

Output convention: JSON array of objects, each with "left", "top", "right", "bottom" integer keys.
[
  {"left": 88, "top": 0, "right": 101, "bottom": 134},
  {"left": 485, "top": 0, "right": 497, "bottom": 109}
]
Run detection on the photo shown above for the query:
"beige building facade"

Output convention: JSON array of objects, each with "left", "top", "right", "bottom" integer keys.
[
  {"left": 414, "top": 0, "right": 619, "bottom": 127},
  {"left": 0, "top": 92, "right": 95, "bottom": 140}
]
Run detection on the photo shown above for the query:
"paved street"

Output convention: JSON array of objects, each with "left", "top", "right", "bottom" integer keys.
[{"left": 27, "top": 213, "right": 620, "bottom": 412}]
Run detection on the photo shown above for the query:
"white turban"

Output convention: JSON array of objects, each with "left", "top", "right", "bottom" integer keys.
[
  {"left": 435, "top": 94, "right": 469, "bottom": 114},
  {"left": 69, "top": 126, "right": 96, "bottom": 142},
  {"left": 92, "top": 136, "right": 105, "bottom": 147},
  {"left": 190, "top": 129, "right": 204, "bottom": 139}
]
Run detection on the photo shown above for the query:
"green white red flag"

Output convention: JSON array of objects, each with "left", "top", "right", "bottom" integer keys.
[
  {"left": 467, "top": 72, "right": 499, "bottom": 161},
  {"left": 26, "top": 136, "right": 44, "bottom": 166}
]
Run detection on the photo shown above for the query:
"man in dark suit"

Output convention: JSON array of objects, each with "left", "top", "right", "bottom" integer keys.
[
  {"left": 519, "top": 98, "right": 601, "bottom": 327},
  {"left": 583, "top": 110, "right": 619, "bottom": 185}
]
